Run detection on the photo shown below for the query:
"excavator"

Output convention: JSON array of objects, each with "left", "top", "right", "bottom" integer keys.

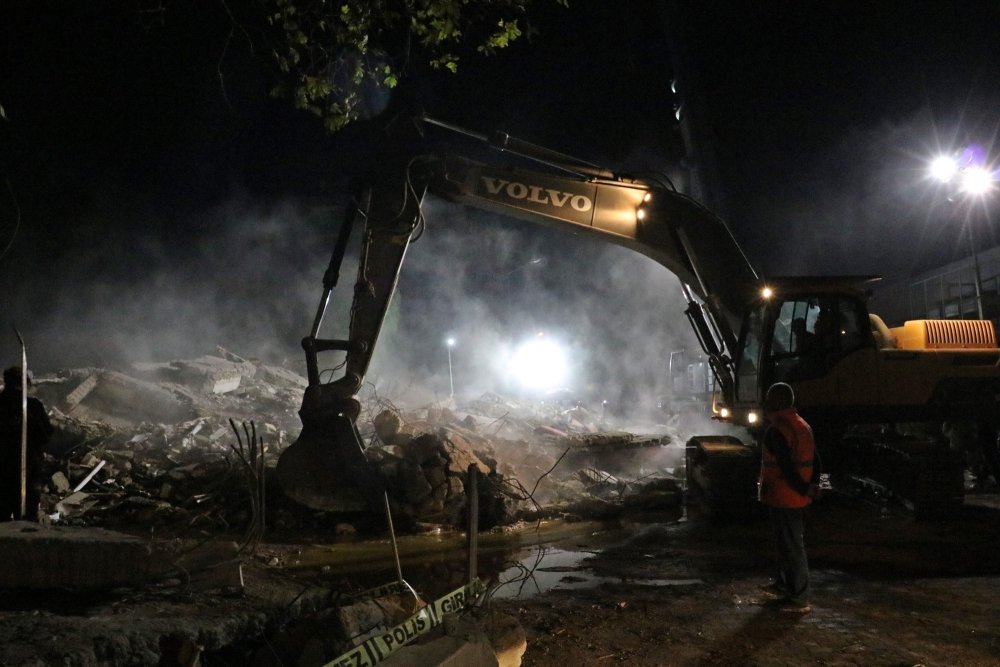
[{"left": 276, "top": 114, "right": 1000, "bottom": 518}]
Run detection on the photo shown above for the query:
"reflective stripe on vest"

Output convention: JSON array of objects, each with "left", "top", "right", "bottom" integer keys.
[{"left": 758, "top": 408, "right": 815, "bottom": 509}]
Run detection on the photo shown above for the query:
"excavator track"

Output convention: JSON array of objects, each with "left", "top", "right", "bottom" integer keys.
[
  {"left": 834, "top": 431, "right": 965, "bottom": 519},
  {"left": 685, "top": 435, "right": 761, "bottom": 519}
]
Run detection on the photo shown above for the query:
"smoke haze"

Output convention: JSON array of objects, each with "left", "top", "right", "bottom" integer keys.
[{"left": 0, "top": 188, "right": 702, "bottom": 419}]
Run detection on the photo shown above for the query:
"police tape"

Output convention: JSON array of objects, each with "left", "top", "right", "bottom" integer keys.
[
  {"left": 323, "top": 578, "right": 486, "bottom": 667},
  {"left": 347, "top": 579, "right": 411, "bottom": 601}
]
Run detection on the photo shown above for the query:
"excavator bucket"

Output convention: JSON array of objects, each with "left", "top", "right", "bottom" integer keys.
[{"left": 276, "top": 413, "right": 386, "bottom": 513}]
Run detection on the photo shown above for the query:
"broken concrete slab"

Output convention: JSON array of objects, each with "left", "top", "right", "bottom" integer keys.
[
  {"left": 56, "top": 370, "right": 194, "bottom": 428},
  {"left": 64, "top": 373, "right": 99, "bottom": 408},
  {"left": 380, "top": 635, "right": 498, "bottom": 666},
  {"left": 380, "top": 610, "right": 523, "bottom": 667},
  {"left": 173, "top": 356, "right": 245, "bottom": 394},
  {"left": 0, "top": 522, "right": 170, "bottom": 590},
  {"left": 478, "top": 610, "right": 527, "bottom": 667},
  {"left": 0, "top": 563, "right": 333, "bottom": 667},
  {"left": 54, "top": 491, "right": 98, "bottom": 519},
  {"left": 258, "top": 363, "right": 308, "bottom": 389},
  {"left": 133, "top": 355, "right": 250, "bottom": 394}
]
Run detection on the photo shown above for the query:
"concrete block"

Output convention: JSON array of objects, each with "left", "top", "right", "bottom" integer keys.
[
  {"left": 50, "top": 471, "right": 71, "bottom": 493},
  {"left": 0, "top": 522, "right": 169, "bottom": 590},
  {"left": 174, "top": 356, "right": 244, "bottom": 394},
  {"left": 64, "top": 373, "right": 98, "bottom": 408},
  {"left": 381, "top": 636, "right": 498, "bottom": 667}
]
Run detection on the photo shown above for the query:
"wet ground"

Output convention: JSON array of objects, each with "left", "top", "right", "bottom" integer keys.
[
  {"left": 4, "top": 488, "right": 1000, "bottom": 666},
  {"left": 478, "top": 491, "right": 1000, "bottom": 666}
]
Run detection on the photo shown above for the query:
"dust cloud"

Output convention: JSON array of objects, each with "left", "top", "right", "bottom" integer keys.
[
  {"left": 1, "top": 187, "right": 706, "bottom": 424},
  {"left": 366, "top": 196, "right": 704, "bottom": 416}
]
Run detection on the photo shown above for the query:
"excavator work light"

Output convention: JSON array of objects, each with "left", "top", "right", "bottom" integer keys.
[
  {"left": 636, "top": 192, "right": 652, "bottom": 222},
  {"left": 718, "top": 406, "right": 731, "bottom": 419},
  {"left": 761, "top": 286, "right": 773, "bottom": 299},
  {"left": 747, "top": 411, "right": 759, "bottom": 425}
]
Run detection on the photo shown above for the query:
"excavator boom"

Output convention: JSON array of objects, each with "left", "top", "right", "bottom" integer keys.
[{"left": 279, "top": 116, "right": 758, "bottom": 510}]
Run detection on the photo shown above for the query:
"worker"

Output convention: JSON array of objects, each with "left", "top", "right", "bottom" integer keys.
[
  {"left": 0, "top": 366, "right": 53, "bottom": 521},
  {"left": 758, "top": 381, "right": 819, "bottom": 613},
  {"left": 790, "top": 317, "right": 813, "bottom": 354}
]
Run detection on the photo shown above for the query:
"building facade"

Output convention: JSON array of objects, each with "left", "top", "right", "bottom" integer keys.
[{"left": 868, "top": 245, "right": 1000, "bottom": 329}]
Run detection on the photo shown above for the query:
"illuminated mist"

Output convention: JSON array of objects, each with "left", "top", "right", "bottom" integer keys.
[{"left": 0, "top": 188, "right": 705, "bottom": 424}]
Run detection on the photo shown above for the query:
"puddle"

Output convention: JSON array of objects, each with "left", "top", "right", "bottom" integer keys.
[
  {"left": 283, "top": 517, "right": 696, "bottom": 600},
  {"left": 491, "top": 543, "right": 702, "bottom": 598}
]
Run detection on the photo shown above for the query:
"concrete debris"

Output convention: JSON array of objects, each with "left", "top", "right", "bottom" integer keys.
[
  {"left": 50, "top": 470, "right": 71, "bottom": 493},
  {"left": 64, "top": 372, "right": 98, "bottom": 407},
  {"left": 29, "top": 353, "right": 685, "bottom": 538},
  {"left": 1, "top": 350, "right": 699, "bottom": 666},
  {"left": 0, "top": 521, "right": 169, "bottom": 590},
  {"left": 0, "top": 558, "right": 334, "bottom": 666},
  {"left": 54, "top": 491, "right": 97, "bottom": 519}
]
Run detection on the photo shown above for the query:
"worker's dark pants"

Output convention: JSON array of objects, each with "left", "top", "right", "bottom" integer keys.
[
  {"left": 769, "top": 506, "right": 809, "bottom": 603},
  {"left": 0, "top": 475, "right": 38, "bottom": 521}
]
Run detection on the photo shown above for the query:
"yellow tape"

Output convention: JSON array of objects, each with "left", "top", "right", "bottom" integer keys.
[
  {"left": 324, "top": 579, "right": 485, "bottom": 667},
  {"left": 348, "top": 580, "right": 410, "bottom": 600}
]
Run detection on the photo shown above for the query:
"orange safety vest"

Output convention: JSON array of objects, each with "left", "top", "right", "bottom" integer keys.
[{"left": 758, "top": 407, "right": 815, "bottom": 509}]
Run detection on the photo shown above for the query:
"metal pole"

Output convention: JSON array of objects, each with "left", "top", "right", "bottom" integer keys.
[
  {"left": 968, "top": 222, "right": 985, "bottom": 320},
  {"left": 447, "top": 345, "right": 454, "bottom": 397},
  {"left": 466, "top": 464, "right": 479, "bottom": 585}
]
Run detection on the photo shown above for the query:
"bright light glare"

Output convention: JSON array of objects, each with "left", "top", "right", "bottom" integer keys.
[
  {"left": 761, "top": 286, "right": 773, "bottom": 299},
  {"left": 961, "top": 166, "right": 993, "bottom": 195},
  {"left": 509, "top": 338, "right": 567, "bottom": 391},
  {"left": 747, "top": 411, "right": 759, "bottom": 424},
  {"left": 636, "top": 208, "right": 647, "bottom": 221},
  {"left": 930, "top": 155, "right": 958, "bottom": 183},
  {"left": 446, "top": 337, "right": 455, "bottom": 347}
]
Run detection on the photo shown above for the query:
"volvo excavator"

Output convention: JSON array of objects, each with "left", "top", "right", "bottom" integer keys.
[{"left": 276, "top": 114, "right": 1000, "bottom": 518}]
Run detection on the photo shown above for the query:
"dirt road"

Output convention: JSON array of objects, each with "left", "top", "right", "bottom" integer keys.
[{"left": 491, "top": 492, "right": 1000, "bottom": 666}]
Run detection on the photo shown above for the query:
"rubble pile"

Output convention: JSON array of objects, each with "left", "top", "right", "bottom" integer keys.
[
  {"left": 32, "top": 349, "right": 302, "bottom": 532},
  {"left": 365, "top": 409, "right": 519, "bottom": 529},
  {"left": 361, "top": 396, "right": 687, "bottom": 528},
  {"left": 0, "top": 351, "right": 695, "bottom": 665},
  {"left": 28, "top": 349, "right": 687, "bottom": 536}
]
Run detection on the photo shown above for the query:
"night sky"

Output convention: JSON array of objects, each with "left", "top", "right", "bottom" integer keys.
[{"left": 1, "top": 1, "right": 999, "bottom": 406}]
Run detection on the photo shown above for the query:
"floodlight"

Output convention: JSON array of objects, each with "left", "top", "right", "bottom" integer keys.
[
  {"left": 930, "top": 155, "right": 958, "bottom": 183},
  {"left": 509, "top": 336, "right": 567, "bottom": 391},
  {"left": 960, "top": 165, "right": 993, "bottom": 195}
]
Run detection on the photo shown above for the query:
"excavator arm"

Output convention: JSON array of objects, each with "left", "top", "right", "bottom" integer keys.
[{"left": 278, "top": 115, "right": 759, "bottom": 510}]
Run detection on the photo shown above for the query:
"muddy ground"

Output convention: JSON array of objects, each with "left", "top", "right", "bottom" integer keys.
[
  {"left": 7, "top": 359, "right": 1000, "bottom": 665},
  {"left": 485, "top": 490, "right": 1000, "bottom": 667},
  {"left": 2, "top": 487, "right": 1000, "bottom": 665}
]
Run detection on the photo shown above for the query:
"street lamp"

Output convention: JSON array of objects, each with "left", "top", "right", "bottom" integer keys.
[
  {"left": 446, "top": 337, "right": 455, "bottom": 397},
  {"left": 928, "top": 150, "right": 996, "bottom": 319}
]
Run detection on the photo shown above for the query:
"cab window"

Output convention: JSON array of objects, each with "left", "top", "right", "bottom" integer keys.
[
  {"left": 770, "top": 295, "right": 871, "bottom": 383},
  {"left": 737, "top": 305, "right": 767, "bottom": 402}
]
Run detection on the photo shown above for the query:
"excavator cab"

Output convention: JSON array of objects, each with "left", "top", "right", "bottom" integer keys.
[{"left": 719, "top": 281, "right": 879, "bottom": 428}]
